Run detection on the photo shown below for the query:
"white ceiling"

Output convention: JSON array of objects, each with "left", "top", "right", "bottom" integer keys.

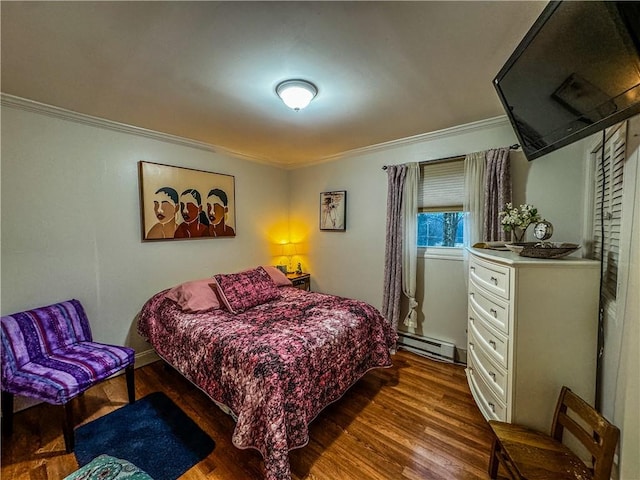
[{"left": 1, "top": 1, "right": 547, "bottom": 167}]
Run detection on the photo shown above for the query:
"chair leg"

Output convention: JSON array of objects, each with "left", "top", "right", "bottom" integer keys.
[
  {"left": 488, "top": 437, "right": 500, "bottom": 479},
  {"left": 62, "top": 402, "right": 74, "bottom": 453},
  {"left": 126, "top": 365, "right": 135, "bottom": 404},
  {"left": 1, "top": 391, "right": 14, "bottom": 436}
]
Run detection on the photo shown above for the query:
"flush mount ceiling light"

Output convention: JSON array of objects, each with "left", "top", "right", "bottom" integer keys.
[{"left": 276, "top": 79, "right": 317, "bottom": 111}]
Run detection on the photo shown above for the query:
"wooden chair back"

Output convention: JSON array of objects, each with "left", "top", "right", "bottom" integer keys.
[{"left": 550, "top": 386, "right": 620, "bottom": 480}]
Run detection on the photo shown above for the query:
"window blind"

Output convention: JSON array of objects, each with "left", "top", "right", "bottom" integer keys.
[{"left": 418, "top": 158, "right": 465, "bottom": 211}]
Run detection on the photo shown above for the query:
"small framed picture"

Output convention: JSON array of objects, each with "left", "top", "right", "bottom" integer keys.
[{"left": 319, "top": 191, "right": 346, "bottom": 231}]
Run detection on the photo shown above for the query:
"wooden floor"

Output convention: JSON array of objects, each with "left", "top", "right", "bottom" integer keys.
[{"left": 1, "top": 350, "right": 502, "bottom": 479}]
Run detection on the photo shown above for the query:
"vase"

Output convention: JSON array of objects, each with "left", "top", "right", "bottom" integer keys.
[{"left": 511, "top": 225, "right": 529, "bottom": 243}]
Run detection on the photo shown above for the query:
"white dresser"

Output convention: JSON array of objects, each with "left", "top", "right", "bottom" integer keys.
[{"left": 466, "top": 248, "right": 599, "bottom": 433}]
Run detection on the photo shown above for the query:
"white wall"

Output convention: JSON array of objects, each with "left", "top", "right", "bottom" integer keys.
[
  {"left": 1, "top": 105, "right": 289, "bottom": 354},
  {"left": 412, "top": 256, "right": 468, "bottom": 351},
  {"left": 515, "top": 139, "right": 589, "bottom": 244},
  {"left": 289, "top": 117, "right": 590, "bottom": 357}
]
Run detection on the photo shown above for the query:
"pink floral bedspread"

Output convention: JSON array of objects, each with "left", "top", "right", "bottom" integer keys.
[{"left": 138, "top": 287, "right": 396, "bottom": 480}]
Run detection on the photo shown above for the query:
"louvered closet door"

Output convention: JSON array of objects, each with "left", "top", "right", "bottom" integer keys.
[
  {"left": 592, "top": 122, "right": 627, "bottom": 312},
  {"left": 590, "top": 121, "right": 630, "bottom": 415}
]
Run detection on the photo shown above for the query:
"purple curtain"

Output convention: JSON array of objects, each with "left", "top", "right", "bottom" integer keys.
[
  {"left": 382, "top": 164, "right": 407, "bottom": 335},
  {"left": 483, "top": 148, "right": 512, "bottom": 242}
]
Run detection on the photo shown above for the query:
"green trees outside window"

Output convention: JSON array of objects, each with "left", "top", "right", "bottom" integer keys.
[{"left": 417, "top": 212, "right": 464, "bottom": 247}]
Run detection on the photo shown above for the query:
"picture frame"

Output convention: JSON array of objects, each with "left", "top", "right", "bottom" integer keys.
[
  {"left": 319, "top": 191, "right": 346, "bottom": 231},
  {"left": 138, "top": 161, "right": 236, "bottom": 241}
]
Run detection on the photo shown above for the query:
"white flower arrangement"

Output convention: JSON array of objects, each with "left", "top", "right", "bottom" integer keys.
[{"left": 499, "top": 203, "right": 541, "bottom": 241}]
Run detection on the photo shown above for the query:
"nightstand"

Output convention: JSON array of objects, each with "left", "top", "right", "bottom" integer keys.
[{"left": 286, "top": 272, "right": 311, "bottom": 291}]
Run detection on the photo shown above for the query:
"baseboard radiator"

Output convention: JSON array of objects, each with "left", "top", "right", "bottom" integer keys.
[{"left": 398, "top": 332, "right": 455, "bottom": 363}]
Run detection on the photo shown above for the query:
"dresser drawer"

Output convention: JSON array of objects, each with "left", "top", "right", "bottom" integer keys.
[
  {"left": 468, "top": 309, "right": 508, "bottom": 369},
  {"left": 469, "top": 256, "right": 511, "bottom": 300},
  {"left": 467, "top": 358, "right": 507, "bottom": 422},
  {"left": 469, "top": 280, "right": 510, "bottom": 334},
  {"left": 469, "top": 330, "right": 508, "bottom": 402}
]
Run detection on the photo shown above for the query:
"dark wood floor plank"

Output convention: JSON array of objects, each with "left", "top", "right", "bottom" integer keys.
[{"left": 1, "top": 350, "right": 498, "bottom": 479}]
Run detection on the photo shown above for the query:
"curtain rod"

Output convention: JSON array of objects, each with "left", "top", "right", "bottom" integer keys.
[{"left": 381, "top": 143, "right": 521, "bottom": 170}]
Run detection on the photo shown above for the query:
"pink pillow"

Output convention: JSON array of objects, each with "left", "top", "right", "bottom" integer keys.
[
  {"left": 213, "top": 266, "right": 281, "bottom": 314},
  {"left": 262, "top": 265, "right": 293, "bottom": 286},
  {"left": 165, "top": 278, "right": 221, "bottom": 313}
]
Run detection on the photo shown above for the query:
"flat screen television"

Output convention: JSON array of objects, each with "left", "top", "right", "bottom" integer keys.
[{"left": 494, "top": 1, "right": 640, "bottom": 161}]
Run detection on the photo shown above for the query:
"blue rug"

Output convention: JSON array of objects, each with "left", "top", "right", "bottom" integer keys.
[{"left": 74, "top": 392, "right": 215, "bottom": 480}]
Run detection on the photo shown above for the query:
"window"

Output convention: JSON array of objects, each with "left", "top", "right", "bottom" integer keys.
[
  {"left": 417, "top": 157, "right": 465, "bottom": 248},
  {"left": 417, "top": 212, "right": 464, "bottom": 247}
]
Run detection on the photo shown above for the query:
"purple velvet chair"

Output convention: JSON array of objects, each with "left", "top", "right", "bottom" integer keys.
[{"left": 1, "top": 299, "right": 135, "bottom": 452}]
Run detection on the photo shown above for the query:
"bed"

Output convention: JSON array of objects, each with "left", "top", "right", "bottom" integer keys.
[{"left": 137, "top": 266, "right": 396, "bottom": 480}]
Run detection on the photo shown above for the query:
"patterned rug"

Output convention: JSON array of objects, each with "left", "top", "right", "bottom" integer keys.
[
  {"left": 65, "top": 454, "right": 153, "bottom": 480},
  {"left": 74, "top": 392, "right": 215, "bottom": 480}
]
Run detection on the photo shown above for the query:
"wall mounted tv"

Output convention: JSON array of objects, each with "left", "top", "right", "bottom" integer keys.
[{"left": 494, "top": 1, "right": 640, "bottom": 161}]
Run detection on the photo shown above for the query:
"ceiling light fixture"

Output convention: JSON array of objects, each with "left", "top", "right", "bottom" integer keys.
[{"left": 276, "top": 79, "right": 317, "bottom": 111}]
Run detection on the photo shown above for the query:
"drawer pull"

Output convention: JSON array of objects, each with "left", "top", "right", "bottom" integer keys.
[
  {"left": 490, "top": 308, "right": 498, "bottom": 317},
  {"left": 469, "top": 342, "right": 474, "bottom": 350},
  {"left": 489, "top": 371, "right": 496, "bottom": 381},
  {"left": 489, "top": 340, "right": 497, "bottom": 350},
  {"left": 470, "top": 266, "right": 476, "bottom": 272},
  {"left": 488, "top": 402, "right": 496, "bottom": 413},
  {"left": 490, "top": 276, "right": 498, "bottom": 285}
]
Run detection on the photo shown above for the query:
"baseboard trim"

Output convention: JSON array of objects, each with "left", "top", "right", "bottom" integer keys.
[{"left": 135, "top": 349, "right": 160, "bottom": 368}]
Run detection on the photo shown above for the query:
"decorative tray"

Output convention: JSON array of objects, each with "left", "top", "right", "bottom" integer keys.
[
  {"left": 517, "top": 242, "right": 581, "bottom": 259},
  {"left": 504, "top": 243, "right": 526, "bottom": 254}
]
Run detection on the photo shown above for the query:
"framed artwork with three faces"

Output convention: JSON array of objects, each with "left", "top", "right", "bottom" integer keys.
[{"left": 138, "top": 161, "right": 236, "bottom": 241}]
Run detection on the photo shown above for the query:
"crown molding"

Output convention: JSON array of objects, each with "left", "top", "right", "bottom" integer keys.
[
  {"left": 289, "top": 115, "right": 511, "bottom": 169},
  {"left": 1, "top": 93, "right": 222, "bottom": 153},
  {"left": 2, "top": 93, "right": 510, "bottom": 170},
  {"left": 1, "top": 93, "right": 297, "bottom": 168},
  {"left": 205, "top": 143, "right": 288, "bottom": 168}
]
